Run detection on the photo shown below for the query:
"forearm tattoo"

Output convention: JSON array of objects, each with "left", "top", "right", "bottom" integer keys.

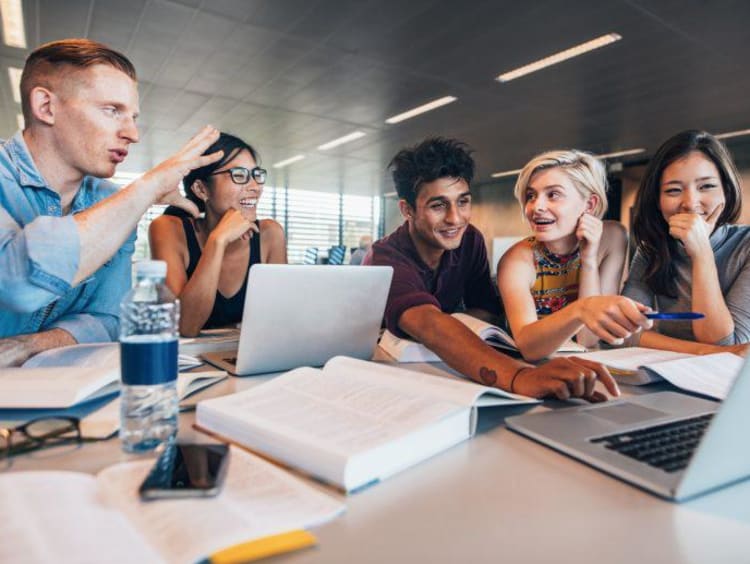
[{"left": 479, "top": 366, "right": 498, "bottom": 386}]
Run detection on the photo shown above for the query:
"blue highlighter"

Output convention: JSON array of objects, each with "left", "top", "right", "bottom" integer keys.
[{"left": 645, "top": 312, "right": 705, "bottom": 320}]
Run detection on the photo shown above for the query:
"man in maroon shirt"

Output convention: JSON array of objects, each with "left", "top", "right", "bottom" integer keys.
[{"left": 366, "top": 138, "right": 619, "bottom": 401}]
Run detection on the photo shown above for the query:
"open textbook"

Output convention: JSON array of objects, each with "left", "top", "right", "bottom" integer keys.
[
  {"left": 196, "top": 356, "right": 539, "bottom": 493},
  {"left": 572, "top": 347, "right": 743, "bottom": 399},
  {"left": 4, "top": 343, "right": 227, "bottom": 408},
  {"left": 0, "top": 447, "right": 344, "bottom": 564},
  {"left": 380, "top": 312, "right": 586, "bottom": 362},
  {"left": 179, "top": 327, "right": 240, "bottom": 355}
]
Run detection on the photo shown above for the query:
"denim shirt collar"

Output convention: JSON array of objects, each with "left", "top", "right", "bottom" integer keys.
[
  {"left": 4, "top": 130, "right": 99, "bottom": 211},
  {"left": 4, "top": 130, "right": 48, "bottom": 189}
]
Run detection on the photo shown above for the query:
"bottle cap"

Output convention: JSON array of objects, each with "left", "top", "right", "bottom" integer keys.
[{"left": 134, "top": 260, "right": 167, "bottom": 278}]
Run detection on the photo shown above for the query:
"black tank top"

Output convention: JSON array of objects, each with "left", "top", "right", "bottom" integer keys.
[{"left": 182, "top": 217, "right": 261, "bottom": 329}]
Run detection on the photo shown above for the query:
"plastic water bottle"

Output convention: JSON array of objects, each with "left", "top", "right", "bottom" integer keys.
[{"left": 119, "top": 260, "right": 180, "bottom": 452}]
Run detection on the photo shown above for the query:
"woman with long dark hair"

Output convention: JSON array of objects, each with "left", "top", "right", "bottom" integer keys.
[
  {"left": 149, "top": 133, "right": 286, "bottom": 336},
  {"left": 623, "top": 129, "right": 750, "bottom": 351}
]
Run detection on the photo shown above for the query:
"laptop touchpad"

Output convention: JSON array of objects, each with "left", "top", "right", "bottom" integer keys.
[{"left": 583, "top": 403, "right": 669, "bottom": 425}]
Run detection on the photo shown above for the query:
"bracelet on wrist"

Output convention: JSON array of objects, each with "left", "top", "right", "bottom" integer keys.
[{"left": 510, "top": 366, "right": 532, "bottom": 393}]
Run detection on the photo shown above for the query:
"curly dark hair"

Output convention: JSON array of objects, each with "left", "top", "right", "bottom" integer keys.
[{"left": 389, "top": 137, "right": 475, "bottom": 207}]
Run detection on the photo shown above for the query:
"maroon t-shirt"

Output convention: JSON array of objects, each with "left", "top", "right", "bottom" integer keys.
[{"left": 364, "top": 222, "right": 501, "bottom": 337}]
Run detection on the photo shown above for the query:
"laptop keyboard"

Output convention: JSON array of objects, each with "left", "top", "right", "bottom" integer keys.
[{"left": 589, "top": 413, "right": 714, "bottom": 473}]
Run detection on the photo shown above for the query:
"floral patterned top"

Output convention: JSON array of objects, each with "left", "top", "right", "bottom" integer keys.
[{"left": 530, "top": 237, "right": 580, "bottom": 316}]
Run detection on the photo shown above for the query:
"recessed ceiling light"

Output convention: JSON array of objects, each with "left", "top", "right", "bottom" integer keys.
[
  {"left": 273, "top": 155, "right": 305, "bottom": 168},
  {"left": 0, "top": 0, "right": 26, "bottom": 48},
  {"left": 596, "top": 148, "right": 646, "bottom": 159},
  {"left": 317, "top": 131, "right": 366, "bottom": 151},
  {"left": 385, "top": 96, "right": 458, "bottom": 124},
  {"left": 715, "top": 128, "right": 750, "bottom": 140},
  {"left": 490, "top": 169, "right": 523, "bottom": 179},
  {"left": 383, "top": 191, "right": 398, "bottom": 198},
  {"left": 8, "top": 66, "right": 22, "bottom": 103},
  {"left": 496, "top": 33, "right": 622, "bottom": 83}
]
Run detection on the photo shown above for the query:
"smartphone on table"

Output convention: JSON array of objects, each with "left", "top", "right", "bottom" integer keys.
[{"left": 139, "top": 442, "right": 230, "bottom": 500}]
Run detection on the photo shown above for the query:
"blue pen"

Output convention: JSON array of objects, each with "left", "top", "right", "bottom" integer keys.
[{"left": 645, "top": 312, "right": 705, "bottom": 320}]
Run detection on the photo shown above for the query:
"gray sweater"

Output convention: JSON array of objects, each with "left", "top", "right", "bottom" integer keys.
[{"left": 623, "top": 224, "right": 750, "bottom": 345}]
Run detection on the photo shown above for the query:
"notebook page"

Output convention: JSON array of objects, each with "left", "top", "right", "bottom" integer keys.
[
  {"left": 572, "top": 347, "right": 694, "bottom": 371},
  {"left": 24, "top": 342, "right": 203, "bottom": 371},
  {"left": 97, "top": 447, "right": 344, "bottom": 564},
  {"left": 0, "top": 366, "right": 118, "bottom": 408},
  {"left": 644, "top": 353, "right": 743, "bottom": 400},
  {"left": 199, "top": 367, "right": 462, "bottom": 457},
  {"left": 0, "top": 472, "right": 160, "bottom": 564},
  {"left": 326, "top": 356, "right": 532, "bottom": 406},
  {"left": 23, "top": 342, "right": 119, "bottom": 368},
  {"left": 453, "top": 312, "right": 515, "bottom": 346},
  {"left": 378, "top": 330, "right": 441, "bottom": 362}
]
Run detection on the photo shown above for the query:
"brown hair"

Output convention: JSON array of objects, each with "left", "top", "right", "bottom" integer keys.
[{"left": 21, "top": 38, "right": 137, "bottom": 122}]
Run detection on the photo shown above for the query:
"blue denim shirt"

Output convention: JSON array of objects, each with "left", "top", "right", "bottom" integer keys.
[{"left": 0, "top": 131, "right": 135, "bottom": 342}]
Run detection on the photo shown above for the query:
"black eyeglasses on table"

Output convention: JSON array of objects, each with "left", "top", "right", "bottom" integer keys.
[
  {"left": 209, "top": 166, "right": 267, "bottom": 185},
  {"left": 0, "top": 416, "right": 84, "bottom": 458}
]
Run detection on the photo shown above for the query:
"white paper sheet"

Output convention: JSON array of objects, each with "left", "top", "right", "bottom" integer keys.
[
  {"left": 98, "top": 447, "right": 344, "bottom": 563},
  {"left": 645, "top": 353, "right": 743, "bottom": 400},
  {"left": 0, "top": 471, "right": 161, "bottom": 563}
]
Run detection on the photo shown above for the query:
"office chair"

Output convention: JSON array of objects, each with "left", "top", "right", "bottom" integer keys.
[
  {"left": 328, "top": 245, "right": 346, "bottom": 265},
  {"left": 303, "top": 247, "right": 318, "bottom": 265}
]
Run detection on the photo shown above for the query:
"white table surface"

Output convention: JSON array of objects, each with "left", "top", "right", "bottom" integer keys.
[{"left": 3, "top": 360, "right": 749, "bottom": 564}]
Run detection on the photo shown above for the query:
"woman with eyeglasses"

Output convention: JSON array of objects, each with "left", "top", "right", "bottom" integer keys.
[{"left": 149, "top": 132, "right": 287, "bottom": 336}]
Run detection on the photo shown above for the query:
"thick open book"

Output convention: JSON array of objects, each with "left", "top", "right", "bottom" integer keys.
[
  {"left": 380, "top": 312, "right": 586, "bottom": 362},
  {"left": 196, "top": 356, "right": 539, "bottom": 493},
  {"left": 0, "top": 447, "right": 344, "bottom": 564},
  {"left": 9, "top": 343, "right": 227, "bottom": 408},
  {"left": 572, "top": 347, "right": 744, "bottom": 399}
]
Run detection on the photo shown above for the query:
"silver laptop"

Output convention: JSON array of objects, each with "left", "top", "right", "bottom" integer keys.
[
  {"left": 506, "top": 357, "right": 750, "bottom": 501},
  {"left": 202, "top": 264, "right": 392, "bottom": 376}
]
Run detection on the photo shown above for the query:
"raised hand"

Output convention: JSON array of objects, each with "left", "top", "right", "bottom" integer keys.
[
  {"left": 512, "top": 357, "right": 619, "bottom": 401},
  {"left": 577, "top": 295, "right": 653, "bottom": 345},
  {"left": 667, "top": 203, "right": 723, "bottom": 259},
  {"left": 138, "top": 126, "right": 224, "bottom": 217},
  {"left": 576, "top": 213, "right": 603, "bottom": 264},
  {"left": 211, "top": 208, "right": 259, "bottom": 248}
]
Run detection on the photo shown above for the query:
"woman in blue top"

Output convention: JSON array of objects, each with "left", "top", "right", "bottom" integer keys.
[
  {"left": 150, "top": 133, "right": 286, "bottom": 336},
  {"left": 623, "top": 130, "right": 750, "bottom": 353}
]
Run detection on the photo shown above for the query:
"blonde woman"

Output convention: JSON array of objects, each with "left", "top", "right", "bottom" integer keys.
[{"left": 497, "top": 150, "right": 650, "bottom": 361}]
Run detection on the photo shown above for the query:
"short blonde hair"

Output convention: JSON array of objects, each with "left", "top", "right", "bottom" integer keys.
[{"left": 513, "top": 150, "right": 608, "bottom": 218}]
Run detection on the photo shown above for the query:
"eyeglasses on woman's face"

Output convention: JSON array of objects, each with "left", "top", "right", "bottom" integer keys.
[{"left": 209, "top": 166, "right": 267, "bottom": 185}]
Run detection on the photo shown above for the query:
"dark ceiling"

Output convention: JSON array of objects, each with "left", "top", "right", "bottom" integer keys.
[{"left": 0, "top": 0, "right": 748, "bottom": 195}]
